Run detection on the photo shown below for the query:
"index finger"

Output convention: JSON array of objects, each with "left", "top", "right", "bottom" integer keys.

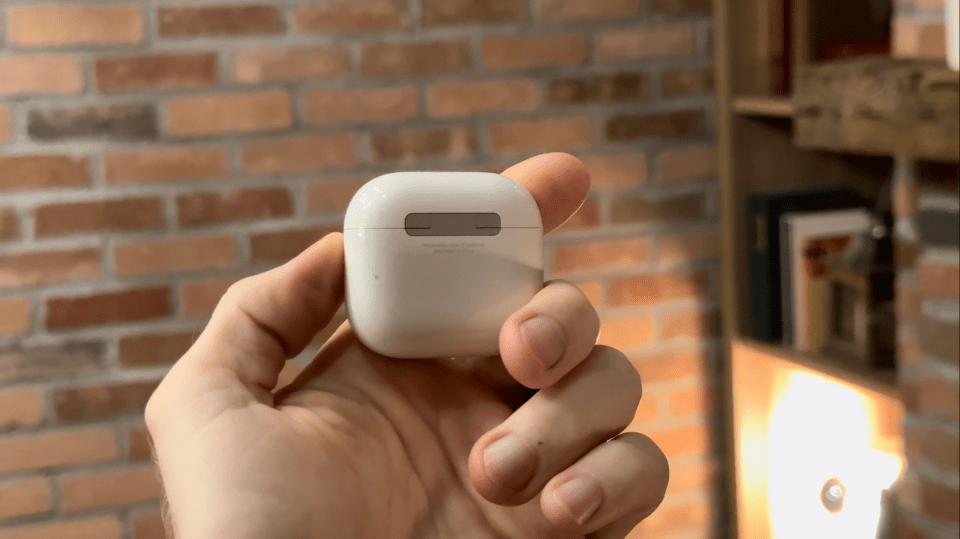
[{"left": 502, "top": 152, "right": 591, "bottom": 234}]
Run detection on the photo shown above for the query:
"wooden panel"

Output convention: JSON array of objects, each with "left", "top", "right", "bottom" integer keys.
[{"left": 733, "top": 96, "right": 794, "bottom": 118}]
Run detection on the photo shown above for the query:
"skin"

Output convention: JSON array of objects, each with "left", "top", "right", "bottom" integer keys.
[{"left": 146, "top": 153, "right": 670, "bottom": 539}]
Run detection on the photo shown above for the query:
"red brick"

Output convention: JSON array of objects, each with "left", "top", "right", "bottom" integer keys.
[
  {"left": 233, "top": 46, "right": 351, "bottom": 84},
  {"left": 427, "top": 79, "right": 539, "bottom": 118},
  {"left": 481, "top": 33, "right": 586, "bottom": 70},
  {"left": 596, "top": 25, "right": 697, "bottom": 62},
  {"left": 242, "top": 134, "right": 359, "bottom": 176},
  {"left": 0, "top": 428, "right": 117, "bottom": 474},
  {"left": 597, "top": 317, "right": 657, "bottom": 350},
  {"left": 534, "top": 0, "right": 639, "bottom": 21},
  {"left": 0, "top": 343, "right": 104, "bottom": 385},
  {"left": 60, "top": 465, "right": 161, "bottom": 513},
  {"left": 166, "top": 91, "right": 292, "bottom": 137},
  {"left": 115, "top": 235, "right": 238, "bottom": 277},
  {"left": 581, "top": 154, "right": 649, "bottom": 189},
  {"left": 131, "top": 510, "right": 166, "bottom": 539},
  {"left": 96, "top": 52, "right": 217, "bottom": 94},
  {"left": 0, "top": 155, "right": 90, "bottom": 193},
  {"left": 898, "top": 327, "right": 923, "bottom": 372},
  {"left": 610, "top": 272, "right": 707, "bottom": 307},
  {"left": 0, "top": 248, "right": 101, "bottom": 289},
  {"left": 119, "top": 332, "right": 195, "bottom": 368},
  {"left": 665, "top": 460, "right": 713, "bottom": 495},
  {"left": 917, "top": 260, "right": 960, "bottom": 300},
  {"left": 0, "top": 517, "right": 122, "bottom": 539},
  {"left": 158, "top": 5, "right": 283, "bottom": 37},
  {"left": 306, "top": 179, "right": 367, "bottom": 215},
  {"left": 105, "top": 146, "right": 230, "bottom": 185},
  {"left": 631, "top": 350, "right": 708, "bottom": 383},
  {"left": 0, "top": 108, "right": 11, "bottom": 143},
  {"left": 576, "top": 282, "right": 604, "bottom": 310},
  {"left": 606, "top": 110, "right": 706, "bottom": 141},
  {"left": 659, "top": 228, "right": 720, "bottom": 267},
  {"left": 180, "top": 277, "right": 237, "bottom": 318},
  {"left": 0, "top": 388, "right": 44, "bottom": 430},
  {"left": 555, "top": 200, "right": 600, "bottom": 232},
  {"left": 553, "top": 238, "right": 650, "bottom": 274},
  {"left": 360, "top": 41, "right": 471, "bottom": 77},
  {"left": 650, "top": 422, "right": 710, "bottom": 457},
  {"left": 46, "top": 288, "right": 171, "bottom": 329},
  {"left": 661, "top": 67, "right": 715, "bottom": 97},
  {"left": 421, "top": 0, "right": 527, "bottom": 26},
  {"left": 924, "top": 425, "right": 960, "bottom": 473},
  {"left": 250, "top": 226, "right": 341, "bottom": 263},
  {"left": 8, "top": 5, "right": 143, "bottom": 48},
  {"left": 127, "top": 427, "right": 153, "bottom": 462},
  {"left": 0, "top": 477, "right": 51, "bottom": 521},
  {"left": 0, "top": 207, "right": 18, "bottom": 241},
  {"left": 548, "top": 73, "right": 649, "bottom": 105},
  {"left": 921, "top": 478, "right": 959, "bottom": 522},
  {"left": 633, "top": 499, "right": 710, "bottom": 537},
  {"left": 662, "top": 309, "right": 721, "bottom": 340},
  {"left": 53, "top": 381, "right": 159, "bottom": 423},
  {"left": 611, "top": 193, "right": 703, "bottom": 224},
  {"left": 0, "top": 55, "right": 84, "bottom": 97},
  {"left": 305, "top": 87, "right": 418, "bottom": 125},
  {"left": 919, "top": 376, "right": 960, "bottom": 419},
  {"left": 918, "top": 23, "right": 947, "bottom": 60},
  {"left": 919, "top": 315, "right": 960, "bottom": 366},
  {"left": 34, "top": 198, "right": 163, "bottom": 237},
  {"left": 0, "top": 297, "right": 31, "bottom": 336},
  {"left": 295, "top": 0, "right": 409, "bottom": 33},
  {"left": 370, "top": 126, "right": 478, "bottom": 162},
  {"left": 177, "top": 188, "right": 293, "bottom": 227},
  {"left": 28, "top": 104, "right": 157, "bottom": 142},
  {"left": 650, "top": 0, "right": 711, "bottom": 15},
  {"left": 668, "top": 384, "right": 712, "bottom": 417},
  {"left": 490, "top": 116, "right": 594, "bottom": 153},
  {"left": 659, "top": 145, "right": 717, "bottom": 182}
]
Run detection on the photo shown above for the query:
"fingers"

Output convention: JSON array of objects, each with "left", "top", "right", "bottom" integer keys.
[
  {"left": 499, "top": 280, "right": 600, "bottom": 389},
  {"left": 468, "top": 346, "right": 642, "bottom": 506},
  {"left": 501, "top": 152, "right": 591, "bottom": 234},
  {"left": 542, "top": 432, "right": 669, "bottom": 537}
]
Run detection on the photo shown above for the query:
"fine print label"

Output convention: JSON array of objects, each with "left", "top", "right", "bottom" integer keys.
[{"left": 422, "top": 242, "right": 486, "bottom": 254}]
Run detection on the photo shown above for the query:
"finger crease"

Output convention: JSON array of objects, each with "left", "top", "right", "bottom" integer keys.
[{"left": 238, "top": 304, "right": 294, "bottom": 360}]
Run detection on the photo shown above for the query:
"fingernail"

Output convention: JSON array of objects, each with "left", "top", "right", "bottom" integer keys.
[
  {"left": 553, "top": 476, "right": 603, "bottom": 525},
  {"left": 483, "top": 434, "right": 537, "bottom": 492},
  {"left": 520, "top": 315, "right": 566, "bottom": 369}
]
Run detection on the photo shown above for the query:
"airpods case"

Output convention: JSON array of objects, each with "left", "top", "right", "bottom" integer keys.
[{"left": 343, "top": 172, "right": 543, "bottom": 359}]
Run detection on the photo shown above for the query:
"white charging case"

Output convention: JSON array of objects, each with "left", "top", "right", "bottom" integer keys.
[{"left": 343, "top": 172, "right": 544, "bottom": 359}]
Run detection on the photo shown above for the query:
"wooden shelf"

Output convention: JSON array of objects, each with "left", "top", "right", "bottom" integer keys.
[
  {"left": 733, "top": 96, "right": 794, "bottom": 118},
  {"left": 736, "top": 337, "right": 899, "bottom": 398}
]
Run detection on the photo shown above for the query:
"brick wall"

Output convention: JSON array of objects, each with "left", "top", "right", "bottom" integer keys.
[
  {"left": 0, "top": 2, "right": 720, "bottom": 538},
  {"left": 893, "top": 0, "right": 950, "bottom": 59}
]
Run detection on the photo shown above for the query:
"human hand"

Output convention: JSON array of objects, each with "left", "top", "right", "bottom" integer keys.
[{"left": 145, "top": 153, "right": 669, "bottom": 539}]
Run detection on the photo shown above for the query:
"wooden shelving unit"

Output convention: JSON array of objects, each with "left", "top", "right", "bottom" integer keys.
[{"left": 732, "top": 96, "right": 794, "bottom": 118}]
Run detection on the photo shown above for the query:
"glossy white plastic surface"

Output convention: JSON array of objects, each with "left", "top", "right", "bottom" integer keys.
[{"left": 343, "top": 172, "right": 543, "bottom": 358}]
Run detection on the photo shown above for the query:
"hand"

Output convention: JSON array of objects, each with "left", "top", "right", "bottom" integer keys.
[{"left": 146, "top": 153, "right": 669, "bottom": 539}]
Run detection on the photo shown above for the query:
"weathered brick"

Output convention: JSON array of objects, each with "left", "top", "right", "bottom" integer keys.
[
  {"left": 119, "top": 332, "right": 195, "bottom": 367},
  {"left": 242, "top": 134, "right": 359, "bottom": 176},
  {"left": 0, "top": 298, "right": 31, "bottom": 336},
  {"left": 650, "top": 0, "right": 712, "bottom": 16},
  {"left": 918, "top": 376, "right": 960, "bottom": 419},
  {"left": 609, "top": 272, "right": 708, "bottom": 306},
  {"left": 631, "top": 349, "right": 708, "bottom": 383},
  {"left": 490, "top": 117, "right": 594, "bottom": 153},
  {"left": 53, "top": 381, "right": 159, "bottom": 423},
  {"left": 35, "top": 198, "right": 164, "bottom": 237},
  {"left": 597, "top": 317, "right": 657, "bottom": 350},
  {"left": 920, "top": 477, "right": 959, "bottom": 522},
  {"left": 115, "top": 235, "right": 238, "bottom": 277},
  {"left": 0, "top": 155, "right": 90, "bottom": 193},
  {"left": 60, "top": 465, "right": 161, "bottom": 513},
  {"left": 0, "top": 342, "right": 104, "bottom": 385},
  {"left": 668, "top": 384, "right": 711, "bottom": 418},
  {"left": 250, "top": 226, "right": 341, "bottom": 263},
  {"left": 0, "top": 477, "right": 51, "bottom": 521},
  {"left": 46, "top": 288, "right": 171, "bottom": 329},
  {"left": 661, "top": 67, "right": 715, "bottom": 97},
  {"left": 481, "top": 33, "right": 587, "bottom": 70},
  {"left": 665, "top": 460, "right": 713, "bottom": 495},
  {"left": 360, "top": 41, "right": 471, "bottom": 77},
  {"left": 919, "top": 315, "right": 960, "bottom": 366},
  {"left": 0, "top": 55, "right": 84, "bottom": 97},
  {"left": 421, "top": 0, "right": 526, "bottom": 26},
  {"left": 427, "top": 79, "right": 539, "bottom": 118},
  {"left": 105, "top": 146, "right": 230, "bottom": 185},
  {"left": 916, "top": 209, "right": 960, "bottom": 248},
  {"left": 606, "top": 110, "right": 706, "bottom": 141},
  {"left": 897, "top": 238, "right": 922, "bottom": 270},
  {"left": 127, "top": 427, "right": 153, "bottom": 462},
  {"left": 534, "top": 0, "right": 639, "bottom": 21},
  {"left": 658, "top": 228, "right": 720, "bottom": 267},
  {"left": 180, "top": 277, "right": 237, "bottom": 318},
  {"left": 553, "top": 238, "right": 651, "bottom": 274},
  {"left": 0, "top": 428, "right": 117, "bottom": 474},
  {"left": 596, "top": 25, "right": 697, "bottom": 62},
  {"left": 0, "top": 248, "right": 101, "bottom": 289},
  {"left": 96, "top": 53, "right": 217, "bottom": 94},
  {"left": 0, "top": 208, "right": 18, "bottom": 241},
  {"left": 28, "top": 104, "right": 157, "bottom": 142},
  {"left": 177, "top": 188, "right": 293, "bottom": 227},
  {"left": 166, "top": 91, "right": 292, "bottom": 137},
  {"left": 659, "top": 145, "right": 716, "bottom": 182},
  {"left": 8, "top": 5, "right": 143, "bottom": 47},
  {"left": 649, "top": 422, "right": 710, "bottom": 457},
  {"left": 917, "top": 260, "right": 960, "bottom": 300},
  {"left": 924, "top": 425, "right": 960, "bottom": 473},
  {"left": 304, "top": 87, "right": 418, "bottom": 124},
  {"left": 634, "top": 499, "right": 710, "bottom": 537},
  {"left": 370, "top": 126, "right": 478, "bottom": 162},
  {"left": 159, "top": 5, "right": 283, "bottom": 37},
  {"left": 918, "top": 23, "right": 947, "bottom": 61},
  {"left": 233, "top": 46, "right": 351, "bottom": 84},
  {"left": 0, "top": 517, "right": 122, "bottom": 539},
  {"left": 581, "top": 154, "right": 649, "bottom": 189},
  {"left": 630, "top": 395, "right": 659, "bottom": 426},
  {"left": 662, "top": 309, "right": 721, "bottom": 339},
  {"left": 0, "top": 388, "right": 44, "bottom": 430},
  {"left": 611, "top": 193, "right": 704, "bottom": 224},
  {"left": 0, "top": 108, "right": 11, "bottom": 143},
  {"left": 295, "top": 0, "right": 409, "bottom": 33},
  {"left": 131, "top": 511, "right": 165, "bottom": 539},
  {"left": 306, "top": 179, "right": 367, "bottom": 214},
  {"left": 555, "top": 200, "right": 601, "bottom": 232},
  {"left": 548, "top": 73, "right": 649, "bottom": 105}
]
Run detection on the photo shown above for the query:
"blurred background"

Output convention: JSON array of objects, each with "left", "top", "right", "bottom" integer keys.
[{"left": 1, "top": 1, "right": 957, "bottom": 539}]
